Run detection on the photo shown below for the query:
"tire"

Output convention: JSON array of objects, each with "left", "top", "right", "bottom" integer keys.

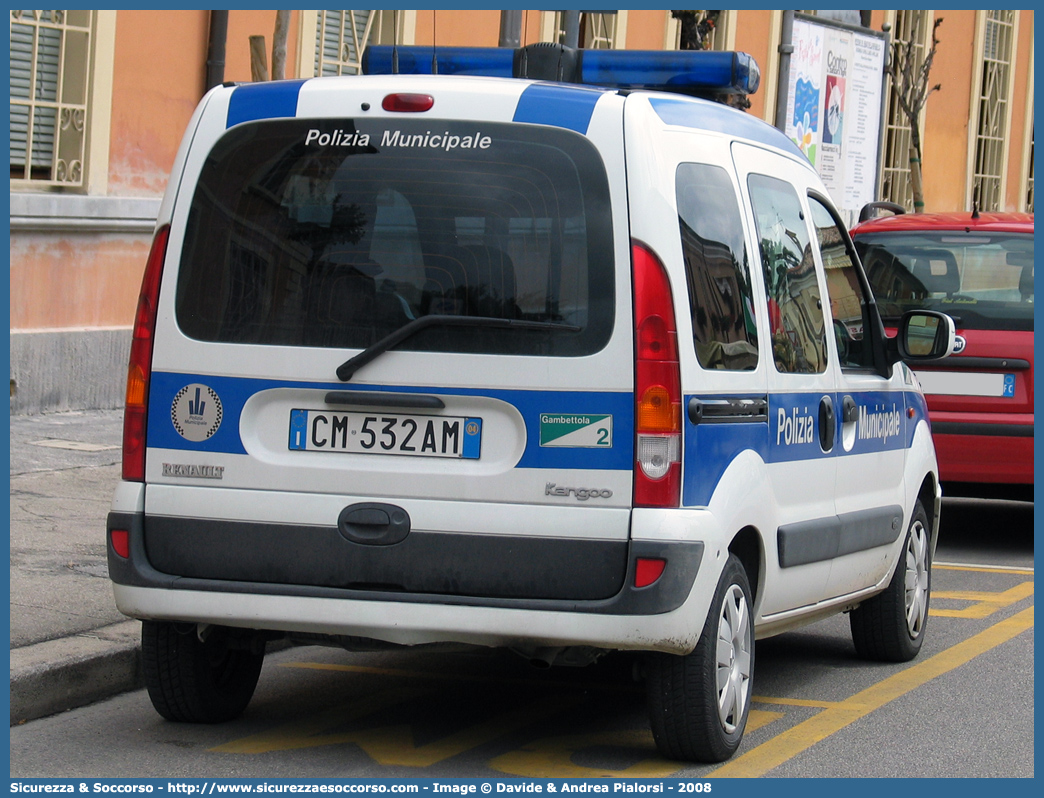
[
  {"left": 646, "top": 554, "right": 754, "bottom": 763},
  {"left": 850, "top": 501, "right": 931, "bottom": 662},
  {"left": 141, "top": 621, "right": 265, "bottom": 723}
]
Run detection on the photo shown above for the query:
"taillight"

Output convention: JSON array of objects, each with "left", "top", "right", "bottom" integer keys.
[
  {"left": 635, "top": 557, "right": 667, "bottom": 588},
  {"left": 109, "top": 528, "right": 130, "bottom": 559},
  {"left": 632, "top": 240, "right": 682, "bottom": 507},
  {"left": 122, "top": 225, "right": 169, "bottom": 481}
]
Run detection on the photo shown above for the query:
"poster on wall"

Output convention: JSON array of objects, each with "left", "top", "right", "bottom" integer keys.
[{"left": 784, "top": 15, "right": 887, "bottom": 221}]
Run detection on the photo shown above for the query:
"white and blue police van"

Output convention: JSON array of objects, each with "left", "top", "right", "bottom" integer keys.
[{"left": 107, "top": 44, "right": 955, "bottom": 762}]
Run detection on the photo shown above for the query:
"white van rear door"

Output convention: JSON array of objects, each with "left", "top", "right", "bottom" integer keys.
[{"left": 142, "top": 79, "right": 638, "bottom": 603}]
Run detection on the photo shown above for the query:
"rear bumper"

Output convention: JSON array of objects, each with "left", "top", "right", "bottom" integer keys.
[
  {"left": 931, "top": 421, "right": 1033, "bottom": 485},
  {"left": 107, "top": 508, "right": 708, "bottom": 652},
  {"left": 110, "top": 579, "right": 708, "bottom": 655}
]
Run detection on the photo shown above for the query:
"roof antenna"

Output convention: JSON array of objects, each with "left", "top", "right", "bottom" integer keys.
[{"left": 972, "top": 186, "right": 980, "bottom": 219}]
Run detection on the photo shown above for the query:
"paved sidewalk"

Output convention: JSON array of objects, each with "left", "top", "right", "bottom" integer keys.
[{"left": 9, "top": 409, "right": 144, "bottom": 724}]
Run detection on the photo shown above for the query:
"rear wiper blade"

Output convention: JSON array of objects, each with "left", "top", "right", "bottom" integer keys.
[{"left": 336, "top": 314, "right": 581, "bottom": 381}]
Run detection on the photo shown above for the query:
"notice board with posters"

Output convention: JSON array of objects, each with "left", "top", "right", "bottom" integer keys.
[{"left": 783, "top": 14, "right": 888, "bottom": 222}]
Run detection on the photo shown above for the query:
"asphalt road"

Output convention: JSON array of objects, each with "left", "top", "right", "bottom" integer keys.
[{"left": 9, "top": 496, "right": 1034, "bottom": 779}]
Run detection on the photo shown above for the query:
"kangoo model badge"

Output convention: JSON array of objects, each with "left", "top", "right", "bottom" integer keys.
[{"left": 171, "top": 384, "right": 223, "bottom": 441}]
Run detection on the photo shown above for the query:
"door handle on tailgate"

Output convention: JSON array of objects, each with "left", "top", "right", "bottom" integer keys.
[{"left": 338, "top": 503, "right": 411, "bottom": 545}]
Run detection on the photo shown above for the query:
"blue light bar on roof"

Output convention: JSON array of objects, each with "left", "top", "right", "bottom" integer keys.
[
  {"left": 362, "top": 45, "right": 515, "bottom": 78},
  {"left": 581, "top": 50, "right": 759, "bottom": 94},
  {"left": 362, "top": 44, "right": 760, "bottom": 96}
]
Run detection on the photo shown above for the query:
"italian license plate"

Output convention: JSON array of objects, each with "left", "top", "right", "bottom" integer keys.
[
  {"left": 288, "top": 409, "right": 481, "bottom": 459},
  {"left": 914, "top": 371, "right": 1016, "bottom": 398}
]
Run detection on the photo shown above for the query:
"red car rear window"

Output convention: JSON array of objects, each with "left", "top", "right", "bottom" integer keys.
[{"left": 856, "top": 231, "right": 1033, "bottom": 332}]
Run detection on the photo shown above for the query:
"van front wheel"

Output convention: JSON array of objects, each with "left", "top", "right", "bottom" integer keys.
[
  {"left": 646, "top": 554, "right": 754, "bottom": 762},
  {"left": 141, "top": 621, "right": 264, "bottom": 723},
  {"left": 849, "top": 500, "right": 931, "bottom": 662}
]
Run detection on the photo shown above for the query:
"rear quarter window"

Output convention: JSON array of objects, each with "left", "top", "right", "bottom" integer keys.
[
  {"left": 175, "top": 118, "right": 615, "bottom": 356},
  {"left": 676, "top": 162, "right": 758, "bottom": 371}
]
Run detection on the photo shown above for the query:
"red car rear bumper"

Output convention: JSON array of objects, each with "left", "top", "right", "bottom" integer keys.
[{"left": 930, "top": 416, "right": 1034, "bottom": 484}]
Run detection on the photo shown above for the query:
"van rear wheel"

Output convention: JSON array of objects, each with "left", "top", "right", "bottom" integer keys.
[
  {"left": 141, "top": 621, "right": 264, "bottom": 723},
  {"left": 849, "top": 500, "right": 931, "bottom": 662},
  {"left": 646, "top": 554, "right": 754, "bottom": 762}
]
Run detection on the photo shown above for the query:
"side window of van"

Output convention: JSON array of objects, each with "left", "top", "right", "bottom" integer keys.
[
  {"left": 747, "top": 174, "right": 828, "bottom": 374},
  {"left": 807, "top": 196, "right": 875, "bottom": 370},
  {"left": 676, "top": 163, "right": 758, "bottom": 371}
]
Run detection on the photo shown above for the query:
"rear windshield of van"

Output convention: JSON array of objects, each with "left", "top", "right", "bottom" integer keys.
[
  {"left": 856, "top": 232, "right": 1033, "bottom": 331},
  {"left": 175, "top": 118, "right": 614, "bottom": 356}
]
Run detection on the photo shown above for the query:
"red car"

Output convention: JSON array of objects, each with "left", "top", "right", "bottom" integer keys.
[{"left": 851, "top": 208, "right": 1034, "bottom": 501}]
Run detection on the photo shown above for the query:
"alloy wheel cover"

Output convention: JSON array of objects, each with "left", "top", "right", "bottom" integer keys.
[
  {"left": 716, "top": 583, "right": 752, "bottom": 732},
  {"left": 905, "top": 520, "right": 930, "bottom": 636}
]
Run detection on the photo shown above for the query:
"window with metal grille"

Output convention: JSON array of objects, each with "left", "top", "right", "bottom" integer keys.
[
  {"left": 670, "top": 10, "right": 733, "bottom": 52},
  {"left": 10, "top": 9, "right": 92, "bottom": 187},
  {"left": 315, "top": 10, "right": 400, "bottom": 76},
  {"left": 880, "top": 10, "right": 931, "bottom": 211},
  {"left": 550, "top": 11, "right": 622, "bottom": 49},
  {"left": 972, "top": 10, "right": 1016, "bottom": 212}
]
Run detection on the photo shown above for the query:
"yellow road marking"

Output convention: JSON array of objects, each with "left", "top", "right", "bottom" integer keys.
[
  {"left": 707, "top": 606, "right": 1034, "bottom": 778},
  {"left": 745, "top": 709, "right": 784, "bottom": 732},
  {"left": 752, "top": 696, "right": 845, "bottom": 709},
  {"left": 935, "top": 563, "right": 1033, "bottom": 576},
  {"left": 492, "top": 712, "right": 785, "bottom": 778},
  {"left": 228, "top": 593, "right": 1033, "bottom": 770},
  {"left": 492, "top": 729, "right": 676, "bottom": 778},
  {"left": 211, "top": 686, "right": 429, "bottom": 754},
  {"left": 931, "top": 581, "right": 1034, "bottom": 618},
  {"left": 213, "top": 687, "right": 584, "bottom": 764}
]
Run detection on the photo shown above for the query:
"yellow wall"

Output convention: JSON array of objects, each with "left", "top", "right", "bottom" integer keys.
[
  {"left": 9, "top": 234, "right": 150, "bottom": 329},
  {"left": 921, "top": 11, "right": 977, "bottom": 213},
  {"left": 623, "top": 10, "right": 669, "bottom": 49},
  {"left": 413, "top": 10, "right": 502, "bottom": 46},
  {"left": 108, "top": 10, "right": 207, "bottom": 196},
  {"left": 107, "top": 10, "right": 305, "bottom": 196},
  {"left": 13, "top": 11, "right": 311, "bottom": 331},
  {"left": 733, "top": 10, "right": 776, "bottom": 121}
]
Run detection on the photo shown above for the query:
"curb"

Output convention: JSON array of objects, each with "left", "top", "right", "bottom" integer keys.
[{"left": 10, "top": 620, "right": 143, "bottom": 726}]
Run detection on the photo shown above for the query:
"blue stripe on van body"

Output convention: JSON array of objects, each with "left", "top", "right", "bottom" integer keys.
[
  {"left": 226, "top": 80, "right": 307, "bottom": 128},
  {"left": 512, "top": 84, "right": 605, "bottom": 134},
  {"left": 682, "top": 416, "right": 766, "bottom": 508},
  {"left": 147, "top": 372, "right": 634, "bottom": 471},
  {"left": 766, "top": 390, "right": 912, "bottom": 462},
  {"left": 682, "top": 390, "right": 921, "bottom": 507},
  {"left": 148, "top": 373, "right": 925, "bottom": 499},
  {"left": 648, "top": 96, "right": 807, "bottom": 160}
]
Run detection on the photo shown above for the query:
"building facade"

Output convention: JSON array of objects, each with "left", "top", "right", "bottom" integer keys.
[{"left": 9, "top": 9, "right": 1035, "bottom": 413}]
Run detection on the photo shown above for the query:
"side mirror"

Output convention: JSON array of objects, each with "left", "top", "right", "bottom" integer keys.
[
  {"left": 858, "top": 200, "right": 907, "bottom": 223},
  {"left": 896, "top": 310, "right": 956, "bottom": 362}
]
